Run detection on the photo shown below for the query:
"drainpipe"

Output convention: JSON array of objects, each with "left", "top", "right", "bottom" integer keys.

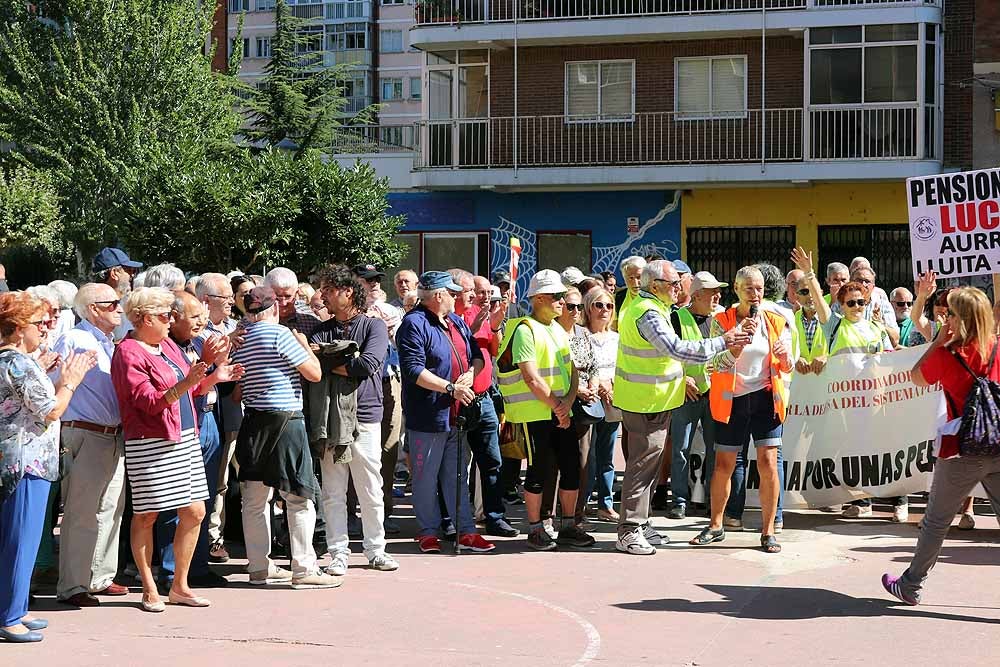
[
  {"left": 761, "top": 1, "right": 766, "bottom": 174},
  {"left": 513, "top": 0, "right": 518, "bottom": 177}
]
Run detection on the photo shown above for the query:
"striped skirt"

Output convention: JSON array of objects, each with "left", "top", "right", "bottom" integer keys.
[{"left": 124, "top": 428, "right": 209, "bottom": 514}]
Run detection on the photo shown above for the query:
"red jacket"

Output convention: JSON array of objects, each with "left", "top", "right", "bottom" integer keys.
[{"left": 111, "top": 335, "right": 198, "bottom": 442}]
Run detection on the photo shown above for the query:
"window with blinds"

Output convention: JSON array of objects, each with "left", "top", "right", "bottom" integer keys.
[
  {"left": 675, "top": 56, "right": 747, "bottom": 120},
  {"left": 565, "top": 60, "right": 635, "bottom": 122}
]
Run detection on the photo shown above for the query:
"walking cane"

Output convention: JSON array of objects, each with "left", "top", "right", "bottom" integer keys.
[{"left": 454, "top": 414, "right": 467, "bottom": 556}]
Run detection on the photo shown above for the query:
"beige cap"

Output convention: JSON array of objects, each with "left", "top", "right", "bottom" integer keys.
[{"left": 691, "top": 271, "right": 728, "bottom": 292}]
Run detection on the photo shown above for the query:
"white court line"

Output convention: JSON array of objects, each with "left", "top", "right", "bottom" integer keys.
[{"left": 398, "top": 576, "right": 602, "bottom": 666}]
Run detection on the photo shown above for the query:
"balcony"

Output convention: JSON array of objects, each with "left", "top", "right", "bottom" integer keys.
[
  {"left": 409, "top": 103, "right": 941, "bottom": 188},
  {"left": 332, "top": 125, "right": 418, "bottom": 153},
  {"left": 410, "top": 0, "right": 942, "bottom": 48}
]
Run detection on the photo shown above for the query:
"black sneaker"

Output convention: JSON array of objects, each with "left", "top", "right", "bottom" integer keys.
[
  {"left": 485, "top": 519, "right": 520, "bottom": 538},
  {"left": 667, "top": 505, "right": 686, "bottom": 520},
  {"left": 526, "top": 528, "right": 557, "bottom": 551},
  {"left": 556, "top": 525, "right": 596, "bottom": 548},
  {"left": 651, "top": 486, "right": 671, "bottom": 511},
  {"left": 503, "top": 490, "right": 524, "bottom": 505}
]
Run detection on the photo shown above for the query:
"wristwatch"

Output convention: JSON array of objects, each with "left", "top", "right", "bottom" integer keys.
[{"left": 445, "top": 382, "right": 455, "bottom": 396}]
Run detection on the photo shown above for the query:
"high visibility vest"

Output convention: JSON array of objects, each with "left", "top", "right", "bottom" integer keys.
[
  {"left": 496, "top": 316, "right": 572, "bottom": 423},
  {"left": 709, "top": 307, "right": 790, "bottom": 425},
  {"left": 828, "top": 317, "right": 886, "bottom": 356},
  {"left": 613, "top": 294, "right": 685, "bottom": 414},
  {"left": 676, "top": 307, "right": 710, "bottom": 394},
  {"left": 795, "top": 309, "right": 828, "bottom": 363}
]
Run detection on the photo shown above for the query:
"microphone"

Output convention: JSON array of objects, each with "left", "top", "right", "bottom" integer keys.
[{"left": 748, "top": 304, "right": 758, "bottom": 319}]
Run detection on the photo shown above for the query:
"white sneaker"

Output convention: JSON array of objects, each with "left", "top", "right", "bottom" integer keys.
[
  {"left": 369, "top": 553, "right": 400, "bottom": 571},
  {"left": 616, "top": 528, "right": 656, "bottom": 555},
  {"left": 958, "top": 512, "right": 976, "bottom": 530},
  {"left": 324, "top": 552, "right": 349, "bottom": 577},
  {"left": 291, "top": 572, "right": 343, "bottom": 590},
  {"left": 722, "top": 516, "right": 743, "bottom": 531},
  {"left": 249, "top": 565, "right": 293, "bottom": 586},
  {"left": 642, "top": 524, "right": 666, "bottom": 546},
  {"left": 892, "top": 505, "right": 909, "bottom": 523},
  {"left": 542, "top": 519, "right": 558, "bottom": 540},
  {"left": 843, "top": 504, "right": 873, "bottom": 518}
]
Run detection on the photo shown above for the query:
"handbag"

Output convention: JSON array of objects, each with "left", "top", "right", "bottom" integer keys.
[
  {"left": 572, "top": 395, "right": 605, "bottom": 426},
  {"left": 442, "top": 319, "right": 482, "bottom": 432},
  {"left": 499, "top": 420, "right": 527, "bottom": 459}
]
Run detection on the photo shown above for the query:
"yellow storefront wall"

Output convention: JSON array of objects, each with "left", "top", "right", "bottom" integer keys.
[{"left": 680, "top": 182, "right": 909, "bottom": 257}]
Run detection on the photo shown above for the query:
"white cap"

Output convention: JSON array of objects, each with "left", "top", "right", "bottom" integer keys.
[
  {"left": 561, "top": 266, "right": 586, "bottom": 286},
  {"left": 690, "top": 271, "right": 728, "bottom": 292},
  {"left": 489, "top": 285, "right": 502, "bottom": 301},
  {"left": 526, "top": 269, "right": 566, "bottom": 298}
]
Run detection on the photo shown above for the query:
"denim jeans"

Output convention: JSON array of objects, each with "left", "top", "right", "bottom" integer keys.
[
  {"left": 465, "top": 396, "right": 506, "bottom": 525},
  {"left": 669, "top": 396, "right": 715, "bottom": 508},
  {"left": 155, "top": 411, "right": 221, "bottom": 583},
  {"left": 725, "top": 442, "right": 784, "bottom": 525},
  {"left": 409, "top": 428, "right": 476, "bottom": 537},
  {"left": 582, "top": 419, "right": 619, "bottom": 511}
]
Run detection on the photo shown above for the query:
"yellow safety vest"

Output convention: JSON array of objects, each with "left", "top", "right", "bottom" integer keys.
[
  {"left": 795, "top": 309, "right": 828, "bottom": 363},
  {"left": 676, "top": 307, "right": 710, "bottom": 394},
  {"left": 496, "top": 317, "right": 572, "bottom": 423},
  {"left": 613, "top": 294, "right": 685, "bottom": 414},
  {"left": 829, "top": 317, "right": 886, "bottom": 356}
]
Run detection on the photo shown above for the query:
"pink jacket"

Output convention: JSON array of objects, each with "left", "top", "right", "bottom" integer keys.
[{"left": 111, "top": 335, "right": 198, "bottom": 442}]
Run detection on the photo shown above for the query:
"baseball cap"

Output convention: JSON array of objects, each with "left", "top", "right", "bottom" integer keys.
[
  {"left": 561, "top": 266, "right": 586, "bottom": 286},
  {"left": 243, "top": 286, "right": 276, "bottom": 314},
  {"left": 352, "top": 264, "right": 385, "bottom": 280},
  {"left": 525, "top": 269, "right": 565, "bottom": 298},
  {"left": 492, "top": 269, "right": 512, "bottom": 286},
  {"left": 93, "top": 247, "right": 142, "bottom": 272},
  {"left": 690, "top": 271, "right": 728, "bottom": 292},
  {"left": 419, "top": 271, "right": 462, "bottom": 292},
  {"left": 672, "top": 259, "right": 692, "bottom": 275}
]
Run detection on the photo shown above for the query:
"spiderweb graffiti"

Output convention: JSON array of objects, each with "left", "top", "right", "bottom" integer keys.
[
  {"left": 490, "top": 218, "right": 536, "bottom": 306},
  {"left": 592, "top": 191, "right": 682, "bottom": 274}
]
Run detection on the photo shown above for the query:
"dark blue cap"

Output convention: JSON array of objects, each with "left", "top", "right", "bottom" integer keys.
[
  {"left": 419, "top": 271, "right": 462, "bottom": 292},
  {"left": 92, "top": 247, "right": 142, "bottom": 272},
  {"left": 672, "top": 259, "right": 692, "bottom": 275}
]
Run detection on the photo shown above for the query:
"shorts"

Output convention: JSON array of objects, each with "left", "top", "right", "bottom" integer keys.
[
  {"left": 520, "top": 419, "right": 581, "bottom": 494},
  {"left": 714, "top": 388, "right": 782, "bottom": 453}
]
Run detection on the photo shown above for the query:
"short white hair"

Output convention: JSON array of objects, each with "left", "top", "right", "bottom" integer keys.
[
  {"left": 850, "top": 256, "right": 872, "bottom": 271},
  {"left": 124, "top": 287, "right": 174, "bottom": 326},
  {"left": 620, "top": 255, "right": 646, "bottom": 274},
  {"left": 265, "top": 267, "right": 298, "bottom": 290},
  {"left": 132, "top": 270, "right": 147, "bottom": 288},
  {"left": 735, "top": 265, "right": 763, "bottom": 287},
  {"left": 890, "top": 287, "right": 914, "bottom": 300},
  {"left": 826, "top": 262, "right": 849, "bottom": 278},
  {"left": 26, "top": 285, "right": 59, "bottom": 309},
  {"left": 47, "top": 280, "right": 78, "bottom": 309},
  {"left": 73, "top": 282, "right": 115, "bottom": 321},
  {"left": 640, "top": 260, "right": 673, "bottom": 289},
  {"left": 196, "top": 273, "right": 229, "bottom": 300},
  {"left": 144, "top": 263, "right": 186, "bottom": 290}
]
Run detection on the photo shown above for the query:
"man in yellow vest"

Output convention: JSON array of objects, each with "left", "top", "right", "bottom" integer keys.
[
  {"left": 790, "top": 247, "right": 832, "bottom": 375},
  {"left": 613, "top": 261, "right": 749, "bottom": 555},
  {"left": 612, "top": 255, "right": 646, "bottom": 332},
  {"left": 496, "top": 269, "right": 595, "bottom": 551},
  {"left": 665, "top": 271, "right": 728, "bottom": 520}
]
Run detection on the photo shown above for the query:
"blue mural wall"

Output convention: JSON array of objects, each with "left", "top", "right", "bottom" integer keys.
[{"left": 387, "top": 190, "right": 681, "bottom": 303}]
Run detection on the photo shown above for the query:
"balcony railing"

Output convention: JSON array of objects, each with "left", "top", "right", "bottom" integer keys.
[
  {"left": 332, "top": 125, "right": 418, "bottom": 153},
  {"left": 412, "top": 104, "right": 938, "bottom": 170},
  {"left": 413, "top": 0, "right": 940, "bottom": 26}
]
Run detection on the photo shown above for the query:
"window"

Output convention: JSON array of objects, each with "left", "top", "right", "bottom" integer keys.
[
  {"left": 230, "top": 37, "right": 250, "bottom": 58},
  {"left": 345, "top": 1, "right": 368, "bottom": 18},
  {"left": 675, "top": 56, "right": 747, "bottom": 119},
  {"left": 381, "top": 78, "right": 404, "bottom": 100},
  {"left": 809, "top": 23, "right": 920, "bottom": 105},
  {"left": 380, "top": 30, "right": 403, "bottom": 53},
  {"left": 254, "top": 0, "right": 275, "bottom": 10},
  {"left": 537, "top": 233, "right": 592, "bottom": 274},
  {"left": 229, "top": 0, "right": 249, "bottom": 11},
  {"left": 255, "top": 36, "right": 272, "bottom": 59},
  {"left": 410, "top": 76, "right": 421, "bottom": 100},
  {"left": 565, "top": 60, "right": 634, "bottom": 122},
  {"left": 382, "top": 0, "right": 405, "bottom": 4},
  {"left": 296, "top": 27, "right": 323, "bottom": 53}
]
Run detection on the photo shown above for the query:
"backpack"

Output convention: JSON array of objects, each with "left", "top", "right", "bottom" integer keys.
[{"left": 947, "top": 342, "right": 1000, "bottom": 457}]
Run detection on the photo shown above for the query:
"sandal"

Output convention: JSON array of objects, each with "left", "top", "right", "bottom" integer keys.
[
  {"left": 689, "top": 526, "right": 725, "bottom": 546},
  {"left": 760, "top": 534, "right": 782, "bottom": 554}
]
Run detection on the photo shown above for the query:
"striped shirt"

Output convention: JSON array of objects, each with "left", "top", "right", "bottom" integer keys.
[{"left": 231, "top": 321, "right": 309, "bottom": 412}]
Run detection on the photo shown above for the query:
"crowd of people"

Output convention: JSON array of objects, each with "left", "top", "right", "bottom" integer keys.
[{"left": 1, "top": 244, "right": 998, "bottom": 642}]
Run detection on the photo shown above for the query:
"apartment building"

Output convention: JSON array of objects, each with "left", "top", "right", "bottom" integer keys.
[
  {"left": 973, "top": 0, "right": 1000, "bottom": 168},
  {"left": 371, "top": 0, "right": 973, "bottom": 298},
  {"left": 378, "top": 0, "right": 423, "bottom": 127}
]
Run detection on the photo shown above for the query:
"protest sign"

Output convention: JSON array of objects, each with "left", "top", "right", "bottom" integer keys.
[
  {"left": 683, "top": 346, "right": 947, "bottom": 509},
  {"left": 907, "top": 167, "right": 1000, "bottom": 280}
]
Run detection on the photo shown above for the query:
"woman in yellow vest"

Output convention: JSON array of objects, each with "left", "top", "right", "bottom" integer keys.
[
  {"left": 690, "top": 266, "right": 793, "bottom": 554},
  {"left": 789, "top": 247, "right": 834, "bottom": 376}
]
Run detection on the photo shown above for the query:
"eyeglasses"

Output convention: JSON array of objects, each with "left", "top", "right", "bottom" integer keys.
[
  {"left": 91, "top": 300, "right": 119, "bottom": 311},
  {"left": 206, "top": 294, "right": 235, "bottom": 302},
  {"left": 796, "top": 288, "right": 810, "bottom": 296},
  {"left": 548, "top": 292, "right": 567, "bottom": 301},
  {"left": 28, "top": 319, "right": 47, "bottom": 329},
  {"left": 844, "top": 299, "right": 868, "bottom": 308},
  {"left": 894, "top": 301, "right": 913, "bottom": 307},
  {"left": 592, "top": 302, "right": 614, "bottom": 311},
  {"left": 856, "top": 278, "right": 874, "bottom": 285},
  {"left": 565, "top": 303, "right": 583, "bottom": 312},
  {"left": 653, "top": 278, "right": 682, "bottom": 288}
]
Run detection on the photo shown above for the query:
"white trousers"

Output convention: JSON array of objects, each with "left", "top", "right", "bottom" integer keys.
[
  {"left": 320, "top": 422, "right": 386, "bottom": 559},
  {"left": 240, "top": 481, "right": 316, "bottom": 578}
]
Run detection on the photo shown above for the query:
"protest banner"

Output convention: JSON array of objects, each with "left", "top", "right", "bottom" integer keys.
[
  {"left": 907, "top": 167, "right": 1000, "bottom": 280},
  {"left": 684, "top": 346, "right": 948, "bottom": 509}
]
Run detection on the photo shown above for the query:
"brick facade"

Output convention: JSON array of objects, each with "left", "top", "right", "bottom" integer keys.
[
  {"left": 944, "top": 0, "right": 974, "bottom": 170},
  {"left": 976, "top": 0, "right": 1000, "bottom": 64},
  {"left": 211, "top": 0, "right": 229, "bottom": 73}
]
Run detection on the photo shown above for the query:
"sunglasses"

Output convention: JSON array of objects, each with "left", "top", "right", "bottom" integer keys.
[
  {"left": 844, "top": 299, "right": 868, "bottom": 308},
  {"left": 894, "top": 301, "right": 913, "bottom": 307},
  {"left": 592, "top": 302, "right": 614, "bottom": 311},
  {"left": 653, "top": 278, "right": 682, "bottom": 288},
  {"left": 92, "top": 300, "right": 119, "bottom": 311},
  {"left": 796, "top": 288, "right": 810, "bottom": 296},
  {"left": 28, "top": 319, "right": 47, "bottom": 329},
  {"left": 207, "top": 294, "right": 235, "bottom": 302},
  {"left": 564, "top": 303, "right": 583, "bottom": 312},
  {"left": 152, "top": 311, "right": 173, "bottom": 322},
  {"left": 549, "top": 292, "right": 567, "bottom": 301}
]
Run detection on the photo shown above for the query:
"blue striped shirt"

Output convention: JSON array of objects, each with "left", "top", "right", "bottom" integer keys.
[{"left": 231, "top": 322, "right": 309, "bottom": 412}]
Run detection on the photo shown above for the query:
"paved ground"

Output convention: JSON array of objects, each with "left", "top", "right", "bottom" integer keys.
[{"left": 20, "top": 488, "right": 1000, "bottom": 666}]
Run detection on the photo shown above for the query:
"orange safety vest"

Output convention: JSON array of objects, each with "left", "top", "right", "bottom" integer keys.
[{"left": 709, "top": 307, "right": 791, "bottom": 425}]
